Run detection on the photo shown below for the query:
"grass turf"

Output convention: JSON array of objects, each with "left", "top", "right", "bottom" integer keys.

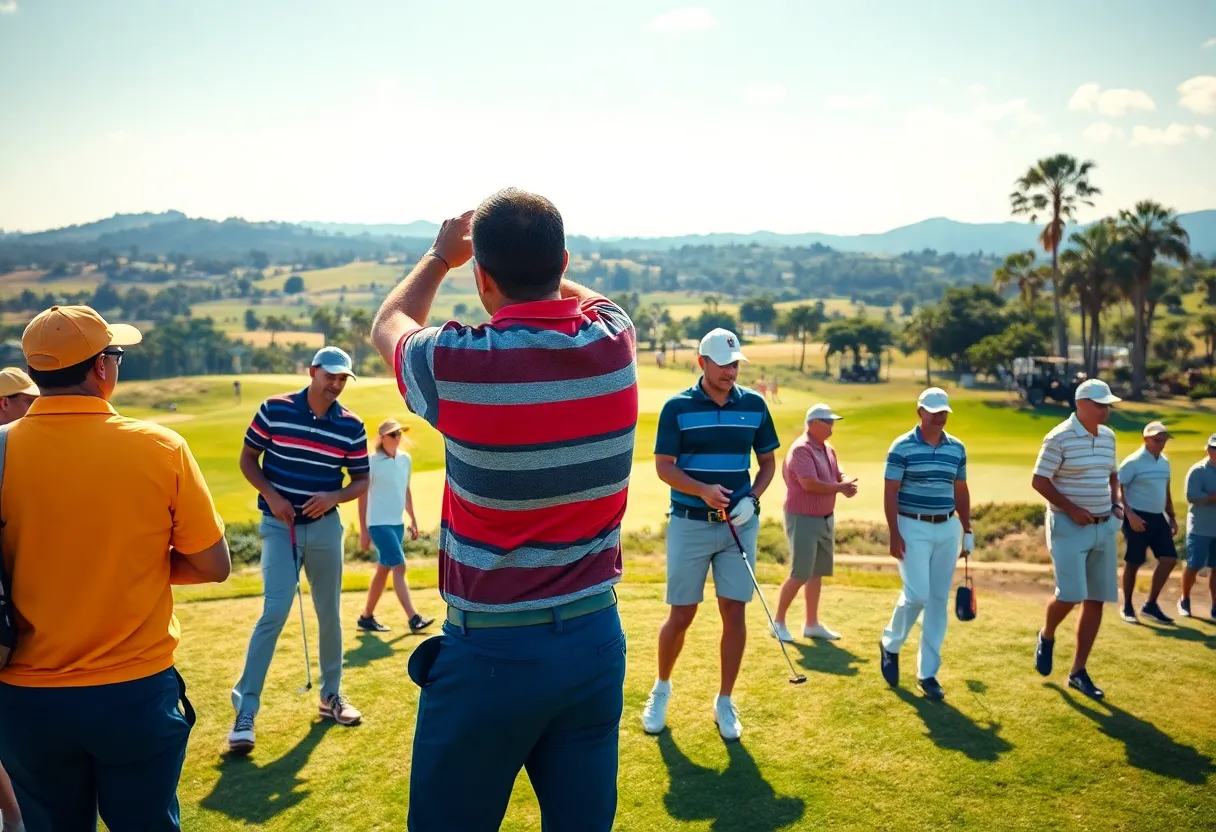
[{"left": 173, "top": 576, "right": 1216, "bottom": 830}]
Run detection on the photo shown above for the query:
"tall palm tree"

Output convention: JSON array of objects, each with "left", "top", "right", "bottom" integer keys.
[
  {"left": 1117, "top": 201, "right": 1192, "bottom": 398},
  {"left": 784, "top": 302, "right": 826, "bottom": 373},
  {"left": 1196, "top": 313, "right": 1216, "bottom": 366},
  {"left": 1060, "top": 219, "right": 1127, "bottom": 376},
  {"left": 992, "top": 250, "right": 1050, "bottom": 307},
  {"left": 902, "top": 305, "right": 940, "bottom": 386},
  {"left": 1010, "top": 154, "right": 1101, "bottom": 359}
]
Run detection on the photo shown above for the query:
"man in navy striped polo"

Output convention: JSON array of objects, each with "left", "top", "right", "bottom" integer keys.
[
  {"left": 879, "top": 387, "right": 973, "bottom": 701},
  {"left": 371, "top": 189, "right": 637, "bottom": 832},
  {"left": 641, "top": 329, "right": 779, "bottom": 741},
  {"left": 227, "top": 346, "right": 370, "bottom": 754}
]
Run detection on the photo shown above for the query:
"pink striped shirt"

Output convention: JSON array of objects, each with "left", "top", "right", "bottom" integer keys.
[{"left": 782, "top": 432, "right": 842, "bottom": 517}]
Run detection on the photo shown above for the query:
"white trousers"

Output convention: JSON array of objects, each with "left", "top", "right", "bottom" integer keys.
[{"left": 880, "top": 515, "right": 961, "bottom": 680}]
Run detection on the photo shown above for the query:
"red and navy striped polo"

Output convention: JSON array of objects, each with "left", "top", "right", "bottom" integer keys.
[
  {"left": 395, "top": 296, "right": 638, "bottom": 612},
  {"left": 244, "top": 388, "right": 370, "bottom": 522}
]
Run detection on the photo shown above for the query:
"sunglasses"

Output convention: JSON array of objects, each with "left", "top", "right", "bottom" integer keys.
[
  {"left": 385, "top": 430, "right": 402, "bottom": 439},
  {"left": 102, "top": 347, "right": 124, "bottom": 366}
]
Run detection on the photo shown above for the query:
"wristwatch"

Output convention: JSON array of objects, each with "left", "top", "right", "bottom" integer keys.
[{"left": 747, "top": 492, "right": 760, "bottom": 513}]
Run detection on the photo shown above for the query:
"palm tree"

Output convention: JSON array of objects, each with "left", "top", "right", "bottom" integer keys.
[
  {"left": 1010, "top": 154, "right": 1101, "bottom": 359},
  {"left": 1117, "top": 201, "right": 1192, "bottom": 398},
  {"left": 1059, "top": 219, "right": 1128, "bottom": 376},
  {"left": 783, "top": 302, "right": 826, "bottom": 373},
  {"left": 902, "top": 304, "right": 940, "bottom": 385},
  {"left": 346, "top": 308, "right": 372, "bottom": 371},
  {"left": 1196, "top": 313, "right": 1216, "bottom": 366},
  {"left": 992, "top": 250, "right": 1050, "bottom": 307}
]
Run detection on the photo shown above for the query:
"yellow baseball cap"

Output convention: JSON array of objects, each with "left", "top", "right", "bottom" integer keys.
[
  {"left": 22, "top": 306, "right": 142, "bottom": 372},
  {"left": 0, "top": 367, "right": 39, "bottom": 398}
]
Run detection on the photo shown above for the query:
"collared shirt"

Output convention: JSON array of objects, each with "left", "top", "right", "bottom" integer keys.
[
  {"left": 884, "top": 426, "right": 967, "bottom": 515},
  {"left": 783, "top": 432, "right": 841, "bottom": 517},
  {"left": 244, "top": 388, "right": 369, "bottom": 523},
  {"left": 1118, "top": 445, "right": 1172, "bottom": 515},
  {"left": 0, "top": 396, "right": 224, "bottom": 687},
  {"left": 366, "top": 450, "right": 411, "bottom": 527},
  {"left": 1033, "top": 413, "right": 1117, "bottom": 516},
  {"left": 396, "top": 296, "right": 638, "bottom": 612},
  {"left": 1185, "top": 459, "right": 1216, "bottom": 536},
  {"left": 654, "top": 381, "right": 780, "bottom": 510}
]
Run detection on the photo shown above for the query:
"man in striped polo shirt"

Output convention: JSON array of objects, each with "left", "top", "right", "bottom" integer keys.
[
  {"left": 228, "top": 346, "right": 370, "bottom": 753},
  {"left": 371, "top": 189, "right": 636, "bottom": 832},
  {"left": 642, "top": 328, "right": 779, "bottom": 741},
  {"left": 879, "top": 387, "right": 972, "bottom": 702},
  {"left": 1032, "top": 378, "right": 1122, "bottom": 700}
]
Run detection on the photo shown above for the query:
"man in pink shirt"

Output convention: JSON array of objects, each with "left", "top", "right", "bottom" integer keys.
[{"left": 773, "top": 403, "right": 858, "bottom": 642}]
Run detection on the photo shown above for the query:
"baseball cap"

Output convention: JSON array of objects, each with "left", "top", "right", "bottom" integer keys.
[
  {"left": 1074, "top": 378, "right": 1121, "bottom": 405},
  {"left": 0, "top": 367, "right": 38, "bottom": 398},
  {"left": 1208, "top": 433, "right": 1216, "bottom": 448},
  {"left": 917, "top": 387, "right": 952, "bottom": 414},
  {"left": 378, "top": 418, "right": 408, "bottom": 437},
  {"left": 698, "top": 328, "right": 747, "bottom": 366},
  {"left": 21, "top": 306, "right": 142, "bottom": 372},
  {"left": 311, "top": 346, "right": 356, "bottom": 379},
  {"left": 806, "top": 403, "right": 843, "bottom": 422},
  {"left": 1142, "top": 421, "right": 1170, "bottom": 439}
]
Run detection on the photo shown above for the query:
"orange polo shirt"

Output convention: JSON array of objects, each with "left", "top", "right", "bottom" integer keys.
[{"left": 0, "top": 395, "right": 224, "bottom": 687}]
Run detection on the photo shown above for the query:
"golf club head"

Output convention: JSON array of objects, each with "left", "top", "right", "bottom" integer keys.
[
  {"left": 790, "top": 675, "right": 808, "bottom": 685},
  {"left": 297, "top": 682, "right": 312, "bottom": 695}
]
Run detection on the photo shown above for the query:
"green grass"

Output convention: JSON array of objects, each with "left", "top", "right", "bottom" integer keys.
[{"left": 171, "top": 576, "right": 1216, "bottom": 830}]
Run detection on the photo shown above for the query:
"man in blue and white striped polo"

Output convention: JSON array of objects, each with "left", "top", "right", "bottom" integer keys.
[{"left": 879, "top": 387, "right": 973, "bottom": 701}]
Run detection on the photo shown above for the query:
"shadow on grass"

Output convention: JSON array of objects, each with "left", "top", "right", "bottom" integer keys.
[
  {"left": 1145, "top": 623, "right": 1216, "bottom": 650},
  {"left": 344, "top": 632, "right": 408, "bottom": 669},
  {"left": 1049, "top": 684, "right": 1213, "bottom": 784},
  {"left": 657, "top": 732, "right": 805, "bottom": 831},
  {"left": 892, "top": 687, "right": 1013, "bottom": 763},
  {"left": 200, "top": 720, "right": 334, "bottom": 823},
  {"left": 792, "top": 640, "right": 868, "bottom": 677}
]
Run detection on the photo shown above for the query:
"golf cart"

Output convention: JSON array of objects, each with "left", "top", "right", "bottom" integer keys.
[
  {"left": 1011, "top": 356, "right": 1087, "bottom": 407},
  {"left": 839, "top": 356, "right": 881, "bottom": 383}
]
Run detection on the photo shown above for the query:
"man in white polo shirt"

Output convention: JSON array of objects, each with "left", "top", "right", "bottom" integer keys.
[
  {"left": 1117, "top": 421, "right": 1178, "bottom": 625},
  {"left": 1031, "top": 378, "right": 1122, "bottom": 700}
]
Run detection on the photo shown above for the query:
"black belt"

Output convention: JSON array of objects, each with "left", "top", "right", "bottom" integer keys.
[
  {"left": 670, "top": 505, "right": 732, "bottom": 523},
  {"left": 446, "top": 589, "right": 617, "bottom": 630},
  {"left": 899, "top": 511, "right": 955, "bottom": 525}
]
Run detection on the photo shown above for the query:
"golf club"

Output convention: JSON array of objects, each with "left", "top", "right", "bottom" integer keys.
[
  {"left": 724, "top": 515, "right": 808, "bottom": 685},
  {"left": 290, "top": 524, "right": 313, "bottom": 695}
]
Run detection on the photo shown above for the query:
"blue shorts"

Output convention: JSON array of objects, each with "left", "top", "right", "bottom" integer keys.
[
  {"left": 1185, "top": 533, "right": 1216, "bottom": 571},
  {"left": 370, "top": 524, "right": 406, "bottom": 568}
]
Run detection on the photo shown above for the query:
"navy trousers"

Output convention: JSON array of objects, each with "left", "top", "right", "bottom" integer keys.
[
  {"left": 406, "top": 602, "right": 626, "bottom": 832},
  {"left": 0, "top": 668, "right": 194, "bottom": 832}
]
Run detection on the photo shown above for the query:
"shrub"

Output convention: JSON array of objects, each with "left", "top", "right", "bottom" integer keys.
[{"left": 1188, "top": 378, "right": 1216, "bottom": 401}]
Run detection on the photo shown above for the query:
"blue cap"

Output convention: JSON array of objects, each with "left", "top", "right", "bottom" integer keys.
[{"left": 311, "top": 346, "right": 356, "bottom": 379}]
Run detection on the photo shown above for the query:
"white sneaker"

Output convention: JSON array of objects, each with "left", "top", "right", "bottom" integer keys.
[
  {"left": 714, "top": 696, "right": 742, "bottom": 741},
  {"left": 641, "top": 683, "right": 671, "bottom": 735},
  {"left": 804, "top": 624, "right": 841, "bottom": 641},
  {"left": 771, "top": 622, "right": 795, "bottom": 642},
  {"left": 227, "top": 711, "right": 255, "bottom": 754}
]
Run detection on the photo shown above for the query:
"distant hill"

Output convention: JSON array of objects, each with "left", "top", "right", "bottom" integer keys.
[
  {"left": 21, "top": 210, "right": 188, "bottom": 244},
  {"left": 299, "top": 220, "right": 441, "bottom": 239}
]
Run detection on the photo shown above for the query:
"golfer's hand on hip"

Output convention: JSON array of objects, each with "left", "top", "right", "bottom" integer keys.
[
  {"left": 699, "top": 483, "right": 732, "bottom": 511},
  {"left": 301, "top": 491, "right": 340, "bottom": 519},
  {"left": 267, "top": 491, "right": 296, "bottom": 525},
  {"left": 1066, "top": 505, "right": 1094, "bottom": 526},
  {"left": 432, "top": 211, "right": 475, "bottom": 269}
]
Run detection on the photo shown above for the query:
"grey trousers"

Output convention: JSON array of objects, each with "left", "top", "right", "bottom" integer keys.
[{"left": 231, "top": 511, "right": 345, "bottom": 715}]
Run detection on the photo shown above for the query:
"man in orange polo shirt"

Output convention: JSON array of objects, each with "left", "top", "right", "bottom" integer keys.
[{"left": 0, "top": 306, "right": 231, "bottom": 832}]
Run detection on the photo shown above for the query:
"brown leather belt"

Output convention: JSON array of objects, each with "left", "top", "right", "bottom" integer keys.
[{"left": 898, "top": 511, "right": 955, "bottom": 525}]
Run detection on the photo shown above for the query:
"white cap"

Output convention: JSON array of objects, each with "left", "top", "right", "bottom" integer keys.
[
  {"left": 1142, "top": 421, "right": 1170, "bottom": 438},
  {"left": 1074, "top": 378, "right": 1121, "bottom": 405},
  {"left": 806, "top": 403, "right": 843, "bottom": 422},
  {"left": 916, "top": 387, "right": 952, "bottom": 414},
  {"left": 698, "top": 328, "right": 747, "bottom": 366}
]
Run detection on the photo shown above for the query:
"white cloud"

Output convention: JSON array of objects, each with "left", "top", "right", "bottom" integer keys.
[
  {"left": 966, "top": 83, "right": 986, "bottom": 97},
  {"left": 1129, "top": 123, "right": 1213, "bottom": 146},
  {"left": 1178, "top": 75, "right": 1216, "bottom": 114},
  {"left": 1204, "top": 37, "right": 1216, "bottom": 48},
  {"left": 743, "top": 83, "right": 786, "bottom": 106},
  {"left": 0, "top": 1, "right": 17, "bottom": 14},
  {"left": 824, "top": 92, "right": 881, "bottom": 110},
  {"left": 936, "top": 77, "right": 951, "bottom": 87},
  {"left": 1068, "top": 82, "right": 1156, "bottom": 116},
  {"left": 1082, "top": 122, "right": 1123, "bottom": 143},
  {"left": 975, "top": 97, "right": 1045, "bottom": 127},
  {"left": 646, "top": 8, "right": 718, "bottom": 34}
]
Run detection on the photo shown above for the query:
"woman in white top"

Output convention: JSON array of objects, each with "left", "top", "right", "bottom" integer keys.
[{"left": 356, "top": 419, "right": 433, "bottom": 633}]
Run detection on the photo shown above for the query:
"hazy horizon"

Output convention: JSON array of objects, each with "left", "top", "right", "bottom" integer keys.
[{"left": 2, "top": 0, "right": 1214, "bottom": 237}]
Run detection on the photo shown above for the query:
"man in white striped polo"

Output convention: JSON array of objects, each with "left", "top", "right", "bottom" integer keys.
[{"left": 1032, "top": 378, "right": 1122, "bottom": 700}]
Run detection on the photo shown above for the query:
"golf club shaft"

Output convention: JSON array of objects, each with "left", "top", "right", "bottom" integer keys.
[
  {"left": 725, "top": 520, "right": 805, "bottom": 681},
  {"left": 290, "top": 524, "right": 313, "bottom": 691}
]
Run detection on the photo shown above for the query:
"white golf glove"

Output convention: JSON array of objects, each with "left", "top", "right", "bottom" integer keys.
[
  {"left": 962, "top": 532, "right": 975, "bottom": 554},
  {"left": 728, "top": 496, "right": 756, "bottom": 527}
]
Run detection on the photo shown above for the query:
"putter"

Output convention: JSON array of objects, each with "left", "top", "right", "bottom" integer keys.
[
  {"left": 724, "top": 514, "right": 808, "bottom": 685},
  {"left": 290, "top": 524, "right": 313, "bottom": 695}
]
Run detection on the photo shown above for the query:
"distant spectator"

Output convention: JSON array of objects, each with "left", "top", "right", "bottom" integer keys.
[{"left": 0, "top": 368, "right": 37, "bottom": 425}]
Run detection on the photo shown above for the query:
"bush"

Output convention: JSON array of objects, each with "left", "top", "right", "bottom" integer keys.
[
  {"left": 1189, "top": 377, "right": 1216, "bottom": 401},
  {"left": 225, "top": 520, "right": 263, "bottom": 567},
  {"left": 971, "top": 502, "right": 1044, "bottom": 546}
]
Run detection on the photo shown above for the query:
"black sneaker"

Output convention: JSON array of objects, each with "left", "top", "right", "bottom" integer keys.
[
  {"left": 1177, "top": 597, "right": 1192, "bottom": 618},
  {"left": 917, "top": 677, "right": 945, "bottom": 701},
  {"left": 1140, "top": 601, "right": 1174, "bottom": 625},
  {"left": 409, "top": 614, "right": 435, "bottom": 633},
  {"left": 1120, "top": 606, "right": 1138, "bottom": 624},
  {"left": 880, "top": 642, "right": 899, "bottom": 687},
  {"left": 357, "top": 615, "right": 390, "bottom": 633},
  {"left": 1035, "top": 632, "right": 1054, "bottom": 677},
  {"left": 1068, "top": 669, "right": 1105, "bottom": 700}
]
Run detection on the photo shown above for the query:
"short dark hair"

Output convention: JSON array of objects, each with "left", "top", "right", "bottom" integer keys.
[
  {"left": 28, "top": 353, "right": 97, "bottom": 389},
  {"left": 471, "top": 188, "right": 566, "bottom": 302}
]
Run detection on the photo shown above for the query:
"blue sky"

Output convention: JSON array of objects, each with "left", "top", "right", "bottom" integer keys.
[{"left": 1, "top": 0, "right": 1214, "bottom": 236}]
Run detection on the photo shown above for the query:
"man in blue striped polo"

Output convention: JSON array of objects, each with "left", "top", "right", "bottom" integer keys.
[
  {"left": 227, "top": 346, "right": 370, "bottom": 754},
  {"left": 879, "top": 387, "right": 973, "bottom": 701},
  {"left": 642, "top": 328, "right": 779, "bottom": 740}
]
